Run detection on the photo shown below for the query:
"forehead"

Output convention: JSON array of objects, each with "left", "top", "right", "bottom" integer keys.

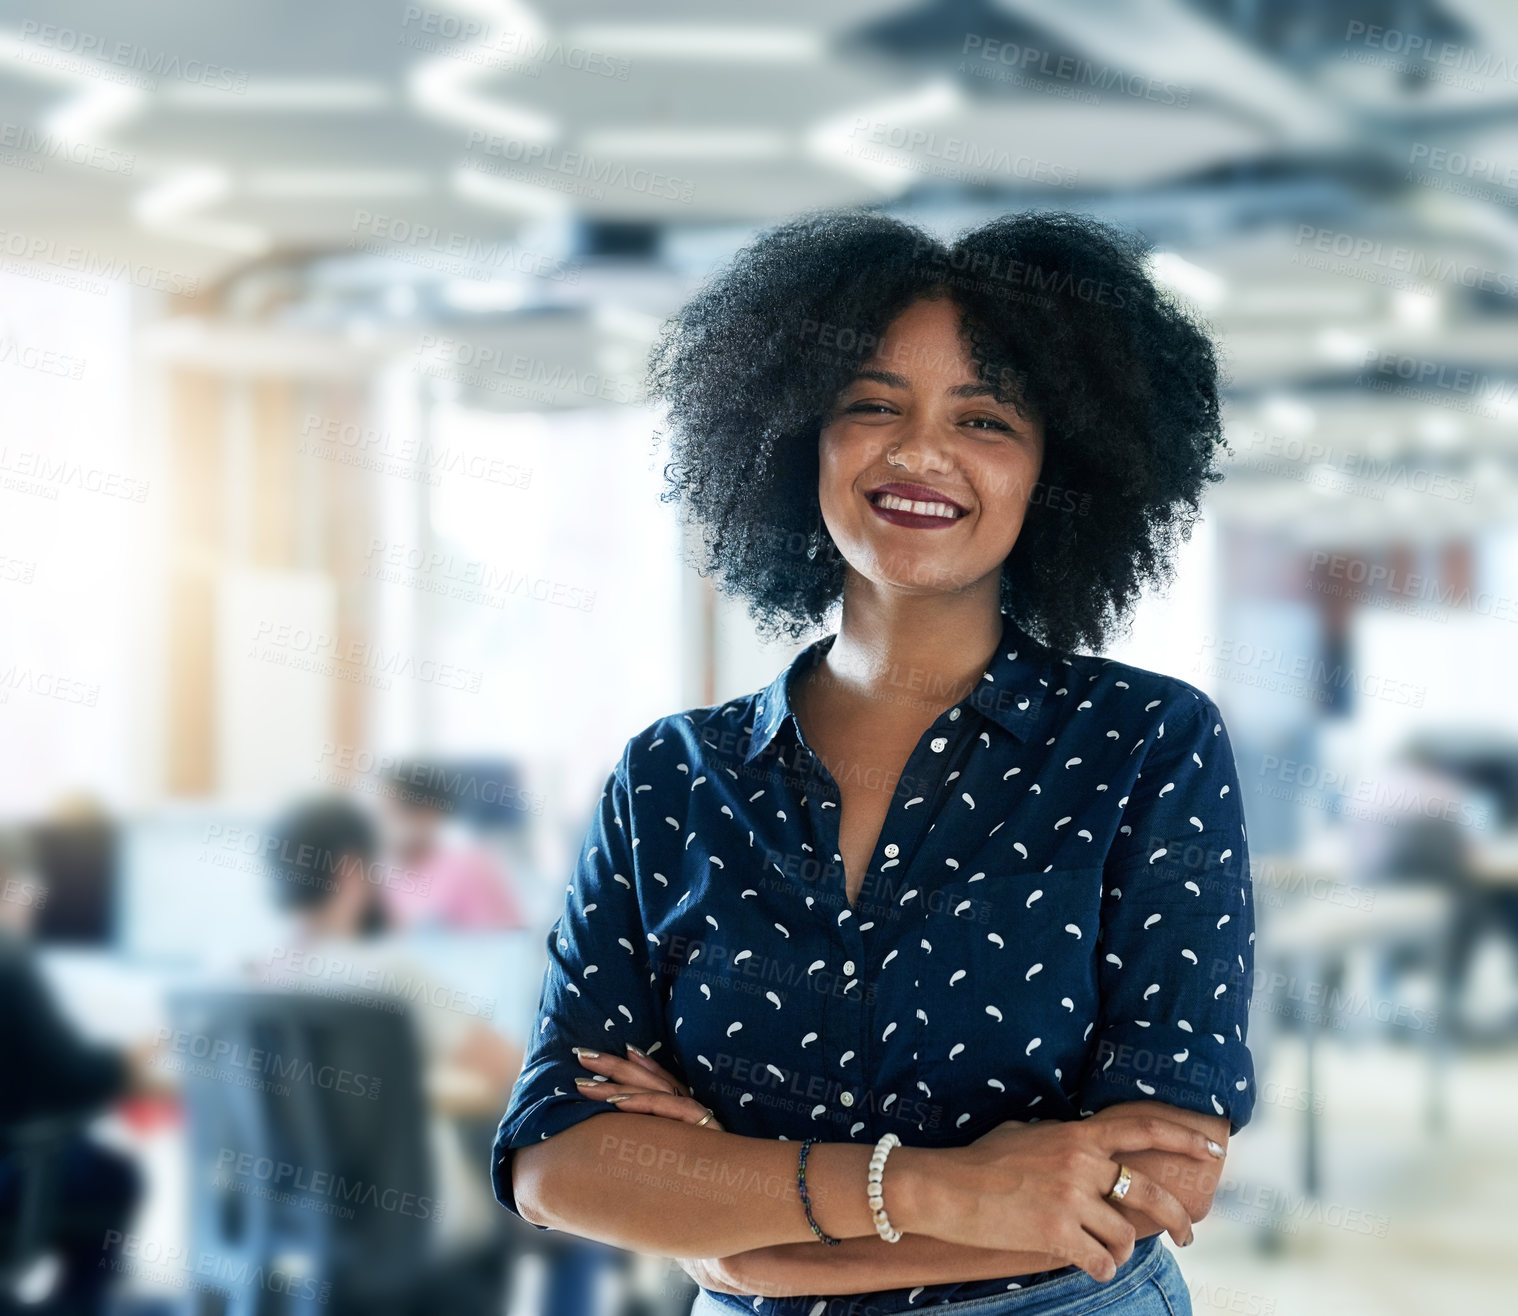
[{"left": 856, "top": 300, "right": 971, "bottom": 380}]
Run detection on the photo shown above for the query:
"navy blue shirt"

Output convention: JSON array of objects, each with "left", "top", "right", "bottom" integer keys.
[{"left": 493, "top": 610, "right": 1256, "bottom": 1313}]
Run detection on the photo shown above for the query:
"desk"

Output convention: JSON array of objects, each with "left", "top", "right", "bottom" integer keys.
[{"left": 1255, "top": 880, "right": 1454, "bottom": 1195}]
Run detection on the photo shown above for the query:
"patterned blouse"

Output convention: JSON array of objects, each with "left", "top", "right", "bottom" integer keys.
[{"left": 493, "top": 609, "right": 1256, "bottom": 1313}]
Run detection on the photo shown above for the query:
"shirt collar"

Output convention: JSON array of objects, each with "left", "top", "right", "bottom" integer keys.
[{"left": 742, "top": 611, "right": 1061, "bottom": 764}]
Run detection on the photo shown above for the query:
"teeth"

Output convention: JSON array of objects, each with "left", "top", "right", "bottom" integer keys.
[{"left": 875, "top": 492, "right": 961, "bottom": 519}]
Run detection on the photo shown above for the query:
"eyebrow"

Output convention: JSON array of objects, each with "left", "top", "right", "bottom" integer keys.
[{"left": 847, "top": 369, "right": 1015, "bottom": 403}]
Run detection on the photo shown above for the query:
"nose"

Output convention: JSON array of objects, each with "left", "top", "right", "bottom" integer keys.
[{"left": 885, "top": 408, "right": 955, "bottom": 474}]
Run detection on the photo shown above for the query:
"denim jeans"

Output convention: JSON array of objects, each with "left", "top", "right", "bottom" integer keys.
[{"left": 689, "top": 1235, "right": 1193, "bottom": 1316}]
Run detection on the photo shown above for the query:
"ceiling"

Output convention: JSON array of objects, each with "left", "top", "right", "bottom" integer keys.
[{"left": 3, "top": 0, "right": 1517, "bottom": 543}]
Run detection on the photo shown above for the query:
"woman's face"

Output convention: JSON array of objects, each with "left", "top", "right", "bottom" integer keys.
[{"left": 817, "top": 294, "right": 1045, "bottom": 601}]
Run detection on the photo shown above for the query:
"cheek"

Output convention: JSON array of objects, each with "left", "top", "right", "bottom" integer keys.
[{"left": 976, "top": 453, "right": 1041, "bottom": 519}]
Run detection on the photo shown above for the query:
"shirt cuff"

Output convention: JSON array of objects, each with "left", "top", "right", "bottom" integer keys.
[
  {"left": 1076, "top": 1020, "right": 1256, "bottom": 1136},
  {"left": 491, "top": 1088, "right": 624, "bottom": 1227}
]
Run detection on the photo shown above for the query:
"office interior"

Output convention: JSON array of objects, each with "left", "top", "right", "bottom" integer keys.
[{"left": 2, "top": 1, "right": 1517, "bottom": 1313}]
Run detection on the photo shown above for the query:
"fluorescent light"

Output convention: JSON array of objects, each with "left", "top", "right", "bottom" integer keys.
[
  {"left": 245, "top": 170, "right": 430, "bottom": 199},
  {"left": 1147, "top": 252, "right": 1227, "bottom": 309},
  {"left": 579, "top": 128, "right": 787, "bottom": 159},
  {"left": 1314, "top": 327, "right": 1372, "bottom": 365},
  {"left": 565, "top": 25, "right": 822, "bottom": 61},
  {"left": 132, "top": 166, "right": 271, "bottom": 256},
  {"left": 1260, "top": 393, "right": 1316, "bottom": 437},
  {"left": 1393, "top": 288, "right": 1440, "bottom": 327},
  {"left": 804, "top": 80, "right": 964, "bottom": 190},
  {"left": 410, "top": 56, "right": 557, "bottom": 143},
  {"left": 134, "top": 167, "right": 230, "bottom": 225},
  {"left": 452, "top": 164, "right": 572, "bottom": 218},
  {"left": 442, "top": 280, "right": 529, "bottom": 312},
  {"left": 43, "top": 83, "right": 145, "bottom": 139},
  {"left": 592, "top": 304, "right": 663, "bottom": 341},
  {"left": 161, "top": 79, "right": 392, "bottom": 109}
]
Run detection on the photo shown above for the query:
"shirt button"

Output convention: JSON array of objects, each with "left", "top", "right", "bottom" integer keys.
[
  {"left": 843, "top": 960, "right": 856, "bottom": 976},
  {"left": 930, "top": 736, "right": 948, "bottom": 752},
  {"left": 884, "top": 843, "right": 899, "bottom": 858},
  {"left": 840, "top": 1092, "right": 854, "bottom": 1107}
]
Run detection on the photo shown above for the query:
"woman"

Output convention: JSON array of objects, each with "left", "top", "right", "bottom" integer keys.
[{"left": 492, "top": 210, "right": 1255, "bottom": 1315}]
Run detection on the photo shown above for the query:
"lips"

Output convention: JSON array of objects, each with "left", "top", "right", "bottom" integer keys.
[{"left": 865, "top": 482, "right": 969, "bottom": 518}]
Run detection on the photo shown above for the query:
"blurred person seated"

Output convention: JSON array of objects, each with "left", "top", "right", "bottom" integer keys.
[
  {"left": 376, "top": 759, "right": 528, "bottom": 931},
  {"left": 0, "top": 827, "right": 152, "bottom": 1316},
  {"left": 255, "top": 796, "right": 524, "bottom": 1294}
]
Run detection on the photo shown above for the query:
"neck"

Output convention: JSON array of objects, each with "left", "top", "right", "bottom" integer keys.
[{"left": 815, "top": 574, "right": 1005, "bottom": 720}]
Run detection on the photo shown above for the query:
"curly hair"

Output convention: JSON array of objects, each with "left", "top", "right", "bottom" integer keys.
[{"left": 647, "top": 207, "right": 1230, "bottom": 655}]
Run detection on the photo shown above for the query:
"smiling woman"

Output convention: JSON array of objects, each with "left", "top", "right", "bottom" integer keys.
[{"left": 491, "top": 209, "right": 1251, "bottom": 1316}]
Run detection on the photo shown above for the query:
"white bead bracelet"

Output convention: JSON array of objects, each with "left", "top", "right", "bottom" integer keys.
[{"left": 867, "top": 1131, "right": 903, "bottom": 1243}]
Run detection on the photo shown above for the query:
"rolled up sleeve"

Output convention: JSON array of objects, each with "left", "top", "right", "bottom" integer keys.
[
  {"left": 1076, "top": 696, "right": 1257, "bottom": 1135},
  {"left": 490, "top": 748, "right": 663, "bottom": 1223}
]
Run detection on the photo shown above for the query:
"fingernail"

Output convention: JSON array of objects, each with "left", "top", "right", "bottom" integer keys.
[
  {"left": 626, "top": 1044, "right": 647, "bottom": 1058},
  {"left": 1206, "top": 1139, "right": 1225, "bottom": 1158},
  {"left": 574, "top": 1077, "right": 603, "bottom": 1087},
  {"left": 604, "top": 1094, "right": 629, "bottom": 1104},
  {"left": 573, "top": 1048, "right": 600, "bottom": 1059},
  {"left": 1182, "top": 1233, "right": 1195, "bottom": 1247}
]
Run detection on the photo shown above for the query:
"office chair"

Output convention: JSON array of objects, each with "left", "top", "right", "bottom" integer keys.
[{"left": 169, "top": 989, "right": 437, "bottom": 1316}]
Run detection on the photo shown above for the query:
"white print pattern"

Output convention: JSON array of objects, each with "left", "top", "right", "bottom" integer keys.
[{"left": 495, "top": 611, "right": 1256, "bottom": 1314}]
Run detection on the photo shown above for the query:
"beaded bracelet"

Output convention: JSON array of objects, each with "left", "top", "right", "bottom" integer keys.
[
  {"left": 867, "top": 1132, "right": 903, "bottom": 1243},
  {"left": 795, "top": 1138, "right": 841, "bottom": 1246}
]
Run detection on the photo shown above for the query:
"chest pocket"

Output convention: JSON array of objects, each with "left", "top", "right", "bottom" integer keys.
[{"left": 911, "top": 867, "right": 1104, "bottom": 1133}]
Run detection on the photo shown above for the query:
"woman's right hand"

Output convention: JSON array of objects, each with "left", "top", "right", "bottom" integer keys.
[{"left": 897, "top": 1115, "right": 1221, "bottom": 1281}]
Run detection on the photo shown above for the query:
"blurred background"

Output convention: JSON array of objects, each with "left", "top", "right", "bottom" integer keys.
[{"left": 1, "top": 1, "right": 1515, "bottom": 1313}]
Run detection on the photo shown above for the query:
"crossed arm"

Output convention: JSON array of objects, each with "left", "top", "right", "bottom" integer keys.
[
  {"left": 685, "top": 1100, "right": 1228, "bottom": 1298},
  {"left": 516, "top": 1046, "right": 1229, "bottom": 1299}
]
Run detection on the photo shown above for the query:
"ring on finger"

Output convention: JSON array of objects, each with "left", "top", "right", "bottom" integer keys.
[
  {"left": 695, "top": 1108, "right": 716, "bottom": 1128},
  {"left": 1106, "top": 1163, "right": 1133, "bottom": 1204}
]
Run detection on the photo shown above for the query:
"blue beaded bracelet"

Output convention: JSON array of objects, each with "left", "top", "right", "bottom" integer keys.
[{"left": 796, "top": 1138, "right": 841, "bottom": 1246}]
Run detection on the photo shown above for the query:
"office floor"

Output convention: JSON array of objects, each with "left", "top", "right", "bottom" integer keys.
[{"left": 1182, "top": 1036, "right": 1517, "bottom": 1314}]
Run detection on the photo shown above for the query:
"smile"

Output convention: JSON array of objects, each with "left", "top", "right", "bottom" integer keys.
[{"left": 867, "top": 490, "right": 968, "bottom": 529}]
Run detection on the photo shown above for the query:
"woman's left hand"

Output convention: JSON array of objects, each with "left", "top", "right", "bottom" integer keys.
[
  {"left": 572, "top": 1043, "right": 725, "bottom": 1131},
  {"left": 572, "top": 1044, "right": 735, "bottom": 1292}
]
